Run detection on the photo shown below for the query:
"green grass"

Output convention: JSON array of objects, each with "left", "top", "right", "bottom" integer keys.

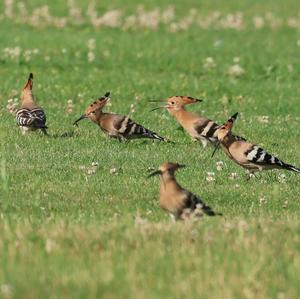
[{"left": 1, "top": 1, "right": 300, "bottom": 298}]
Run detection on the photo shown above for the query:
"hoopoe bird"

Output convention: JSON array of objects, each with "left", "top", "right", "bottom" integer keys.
[
  {"left": 73, "top": 92, "right": 167, "bottom": 141},
  {"left": 16, "top": 73, "right": 48, "bottom": 135},
  {"left": 149, "top": 162, "right": 222, "bottom": 221},
  {"left": 152, "top": 96, "right": 220, "bottom": 147},
  {"left": 212, "top": 112, "right": 300, "bottom": 176}
]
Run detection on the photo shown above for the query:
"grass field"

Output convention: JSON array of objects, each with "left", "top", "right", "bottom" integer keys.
[{"left": 1, "top": 1, "right": 300, "bottom": 298}]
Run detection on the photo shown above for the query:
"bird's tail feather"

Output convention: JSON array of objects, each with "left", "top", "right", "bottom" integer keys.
[
  {"left": 202, "top": 204, "right": 223, "bottom": 216},
  {"left": 282, "top": 162, "right": 300, "bottom": 173}
]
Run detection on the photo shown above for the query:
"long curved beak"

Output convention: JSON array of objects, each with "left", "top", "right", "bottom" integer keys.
[
  {"left": 148, "top": 170, "right": 162, "bottom": 178},
  {"left": 211, "top": 141, "right": 221, "bottom": 158},
  {"left": 73, "top": 114, "right": 87, "bottom": 126},
  {"left": 150, "top": 106, "right": 168, "bottom": 112}
]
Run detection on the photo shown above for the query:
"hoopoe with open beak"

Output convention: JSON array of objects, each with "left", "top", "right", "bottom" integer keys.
[
  {"left": 73, "top": 92, "right": 167, "bottom": 141},
  {"left": 212, "top": 112, "right": 300, "bottom": 176},
  {"left": 151, "top": 96, "right": 220, "bottom": 147},
  {"left": 149, "top": 162, "right": 222, "bottom": 221},
  {"left": 16, "top": 73, "right": 48, "bottom": 135}
]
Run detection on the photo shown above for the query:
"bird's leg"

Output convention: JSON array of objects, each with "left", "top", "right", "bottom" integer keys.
[
  {"left": 245, "top": 170, "right": 256, "bottom": 180},
  {"left": 169, "top": 214, "right": 176, "bottom": 223},
  {"left": 199, "top": 137, "right": 208, "bottom": 148},
  {"left": 20, "top": 126, "right": 29, "bottom": 135},
  {"left": 41, "top": 128, "right": 48, "bottom": 135}
]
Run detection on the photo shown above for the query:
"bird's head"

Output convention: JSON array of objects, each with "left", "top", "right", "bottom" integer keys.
[
  {"left": 212, "top": 112, "right": 239, "bottom": 157},
  {"left": 148, "top": 162, "right": 186, "bottom": 177},
  {"left": 21, "top": 73, "right": 34, "bottom": 102},
  {"left": 151, "top": 96, "right": 202, "bottom": 113},
  {"left": 73, "top": 92, "right": 110, "bottom": 125}
]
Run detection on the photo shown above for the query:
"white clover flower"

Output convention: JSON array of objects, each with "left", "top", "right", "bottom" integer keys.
[
  {"left": 110, "top": 167, "right": 118, "bottom": 175},
  {"left": 259, "top": 197, "right": 267, "bottom": 206},
  {"left": 0, "top": 283, "right": 13, "bottom": 298},
  {"left": 87, "top": 51, "right": 95, "bottom": 63},
  {"left": 45, "top": 239, "right": 54, "bottom": 253},
  {"left": 228, "top": 64, "right": 245, "bottom": 77},
  {"left": 130, "top": 104, "right": 135, "bottom": 113},
  {"left": 206, "top": 172, "right": 215, "bottom": 182},
  {"left": 277, "top": 173, "right": 286, "bottom": 183},
  {"left": 216, "top": 161, "right": 224, "bottom": 171},
  {"left": 229, "top": 172, "right": 238, "bottom": 180},
  {"left": 66, "top": 99, "right": 74, "bottom": 114},
  {"left": 253, "top": 16, "right": 265, "bottom": 29},
  {"left": 257, "top": 115, "right": 269, "bottom": 124},
  {"left": 203, "top": 57, "right": 216, "bottom": 69},
  {"left": 86, "top": 38, "right": 96, "bottom": 50},
  {"left": 282, "top": 200, "right": 288, "bottom": 209}
]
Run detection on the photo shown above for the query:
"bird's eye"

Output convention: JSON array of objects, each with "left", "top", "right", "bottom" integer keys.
[{"left": 171, "top": 101, "right": 175, "bottom": 105}]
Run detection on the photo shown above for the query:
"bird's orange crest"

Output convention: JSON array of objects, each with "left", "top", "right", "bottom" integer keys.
[
  {"left": 166, "top": 96, "right": 202, "bottom": 108},
  {"left": 217, "top": 112, "right": 239, "bottom": 140},
  {"left": 84, "top": 92, "right": 110, "bottom": 115},
  {"left": 23, "top": 73, "right": 33, "bottom": 91}
]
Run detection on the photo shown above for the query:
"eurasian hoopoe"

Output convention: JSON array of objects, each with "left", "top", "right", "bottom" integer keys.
[
  {"left": 149, "top": 162, "right": 222, "bottom": 221},
  {"left": 212, "top": 112, "right": 300, "bottom": 176},
  {"left": 74, "top": 92, "right": 167, "bottom": 141},
  {"left": 16, "top": 73, "right": 48, "bottom": 135},
  {"left": 152, "top": 96, "right": 219, "bottom": 147}
]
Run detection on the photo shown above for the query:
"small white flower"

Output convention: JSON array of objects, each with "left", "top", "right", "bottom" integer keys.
[
  {"left": 228, "top": 64, "right": 245, "bottom": 77},
  {"left": 229, "top": 172, "right": 238, "bottom": 180},
  {"left": 253, "top": 16, "right": 265, "bottom": 29},
  {"left": 0, "top": 284, "right": 13, "bottom": 298},
  {"left": 206, "top": 172, "right": 215, "bottom": 182},
  {"left": 257, "top": 115, "right": 269, "bottom": 124},
  {"left": 87, "top": 51, "right": 95, "bottom": 62},
  {"left": 45, "top": 239, "right": 54, "bottom": 253},
  {"left": 110, "top": 167, "right": 118, "bottom": 175},
  {"left": 282, "top": 200, "right": 288, "bottom": 209},
  {"left": 216, "top": 161, "right": 224, "bottom": 171},
  {"left": 130, "top": 104, "right": 135, "bottom": 113},
  {"left": 203, "top": 57, "right": 216, "bottom": 69},
  {"left": 259, "top": 197, "right": 267, "bottom": 206},
  {"left": 277, "top": 173, "right": 286, "bottom": 183},
  {"left": 86, "top": 38, "right": 96, "bottom": 50}
]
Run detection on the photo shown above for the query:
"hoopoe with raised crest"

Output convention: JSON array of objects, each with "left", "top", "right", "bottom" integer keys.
[
  {"left": 16, "top": 73, "right": 48, "bottom": 135},
  {"left": 74, "top": 92, "right": 167, "bottom": 141},
  {"left": 149, "top": 162, "right": 222, "bottom": 221},
  {"left": 212, "top": 112, "right": 300, "bottom": 176},
  {"left": 152, "top": 96, "right": 220, "bottom": 147}
]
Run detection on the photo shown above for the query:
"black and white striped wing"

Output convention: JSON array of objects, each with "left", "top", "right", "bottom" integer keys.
[
  {"left": 114, "top": 116, "right": 166, "bottom": 141},
  {"left": 244, "top": 145, "right": 282, "bottom": 166},
  {"left": 183, "top": 190, "right": 220, "bottom": 216},
  {"left": 194, "top": 120, "right": 219, "bottom": 143},
  {"left": 244, "top": 145, "right": 300, "bottom": 173},
  {"left": 16, "top": 108, "right": 47, "bottom": 128}
]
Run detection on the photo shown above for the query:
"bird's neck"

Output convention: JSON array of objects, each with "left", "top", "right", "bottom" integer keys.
[
  {"left": 160, "top": 172, "right": 181, "bottom": 192},
  {"left": 91, "top": 110, "right": 105, "bottom": 124},
  {"left": 21, "top": 91, "right": 36, "bottom": 109},
  {"left": 222, "top": 133, "right": 236, "bottom": 148},
  {"left": 21, "top": 99, "right": 37, "bottom": 109},
  {"left": 169, "top": 108, "right": 198, "bottom": 126}
]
